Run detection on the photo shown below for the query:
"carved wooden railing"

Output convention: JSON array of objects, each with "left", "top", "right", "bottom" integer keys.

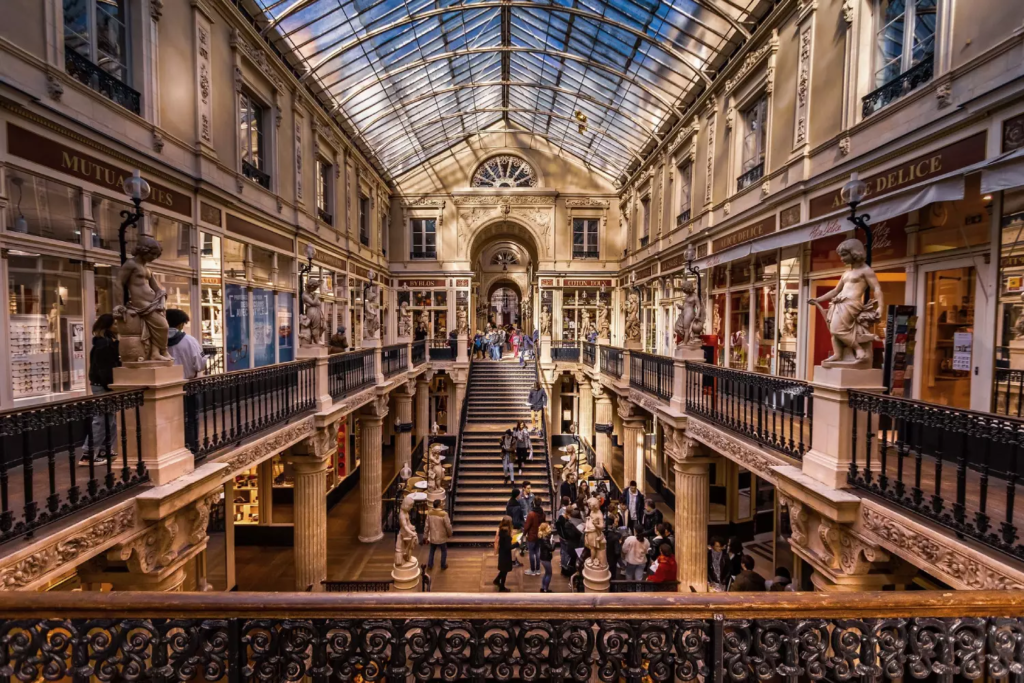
[{"left": 2, "top": 591, "right": 1023, "bottom": 682}]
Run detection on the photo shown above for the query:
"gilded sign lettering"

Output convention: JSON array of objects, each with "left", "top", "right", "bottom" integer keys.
[{"left": 711, "top": 215, "right": 776, "bottom": 252}]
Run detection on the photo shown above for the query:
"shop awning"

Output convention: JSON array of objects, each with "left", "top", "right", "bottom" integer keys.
[{"left": 693, "top": 150, "right": 1023, "bottom": 270}]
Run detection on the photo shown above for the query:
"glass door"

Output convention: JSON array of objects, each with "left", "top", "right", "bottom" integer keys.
[{"left": 919, "top": 264, "right": 977, "bottom": 409}]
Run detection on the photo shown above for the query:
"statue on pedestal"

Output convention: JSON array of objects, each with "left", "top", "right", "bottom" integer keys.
[
  {"left": 674, "top": 280, "right": 705, "bottom": 348},
  {"left": 624, "top": 291, "right": 641, "bottom": 342},
  {"left": 426, "top": 443, "right": 447, "bottom": 501},
  {"left": 457, "top": 306, "right": 469, "bottom": 336},
  {"left": 583, "top": 497, "right": 608, "bottom": 570},
  {"left": 115, "top": 235, "right": 172, "bottom": 364},
  {"left": 364, "top": 271, "right": 381, "bottom": 339},
  {"left": 298, "top": 278, "right": 324, "bottom": 347},
  {"left": 540, "top": 306, "right": 552, "bottom": 336},
  {"left": 597, "top": 301, "right": 610, "bottom": 339},
  {"left": 394, "top": 496, "right": 418, "bottom": 569},
  {"left": 808, "top": 239, "right": 883, "bottom": 368},
  {"left": 398, "top": 301, "right": 413, "bottom": 338},
  {"left": 580, "top": 308, "right": 594, "bottom": 338}
]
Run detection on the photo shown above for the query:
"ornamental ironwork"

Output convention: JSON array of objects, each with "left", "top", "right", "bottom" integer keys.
[{"left": 471, "top": 156, "right": 538, "bottom": 188}]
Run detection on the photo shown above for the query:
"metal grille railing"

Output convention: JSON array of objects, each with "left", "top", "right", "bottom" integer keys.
[
  {"left": 381, "top": 344, "right": 408, "bottom": 379},
  {"left": 552, "top": 340, "right": 581, "bottom": 362},
  {"left": 583, "top": 342, "right": 597, "bottom": 368},
  {"left": 600, "top": 346, "right": 624, "bottom": 379},
  {"left": 412, "top": 339, "right": 427, "bottom": 367},
  {"left": 64, "top": 49, "right": 141, "bottom": 114},
  {"left": 329, "top": 349, "right": 375, "bottom": 400},
  {"left": 862, "top": 54, "right": 934, "bottom": 116},
  {"left": 630, "top": 351, "right": 674, "bottom": 401}
]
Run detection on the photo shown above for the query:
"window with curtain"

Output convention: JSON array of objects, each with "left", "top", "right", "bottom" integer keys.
[
  {"left": 572, "top": 218, "right": 599, "bottom": 259},
  {"left": 410, "top": 218, "right": 436, "bottom": 259}
]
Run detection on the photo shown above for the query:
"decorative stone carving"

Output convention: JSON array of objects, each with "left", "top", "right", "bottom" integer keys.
[
  {"left": 685, "top": 419, "right": 784, "bottom": 482},
  {"left": 150, "top": 0, "right": 164, "bottom": 20},
  {"left": 616, "top": 399, "right": 638, "bottom": 422},
  {"left": 725, "top": 107, "right": 735, "bottom": 130},
  {"left": 394, "top": 496, "right": 418, "bottom": 568},
  {"left": 565, "top": 197, "right": 611, "bottom": 208},
  {"left": 780, "top": 495, "right": 808, "bottom": 546},
  {"left": 839, "top": 136, "right": 851, "bottom": 156},
  {"left": 398, "top": 301, "right": 413, "bottom": 338},
  {"left": 368, "top": 394, "right": 389, "bottom": 419},
  {"left": 46, "top": 72, "right": 64, "bottom": 101},
  {"left": 704, "top": 110, "right": 716, "bottom": 207},
  {"left": 231, "top": 30, "right": 284, "bottom": 90},
  {"left": 115, "top": 235, "right": 173, "bottom": 365},
  {"left": 842, "top": 0, "right": 854, "bottom": 23},
  {"left": 299, "top": 277, "right": 324, "bottom": 346},
  {"left": 662, "top": 425, "right": 693, "bottom": 462},
  {"left": 628, "top": 388, "right": 662, "bottom": 412},
  {"left": 452, "top": 195, "right": 553, "bottom": 206},
  {"left": 674, "top": 280, "right": 704, "bottom": 348},
  {"left": 540, "top": 306, "right": 552, "bottom": 336},
  {"left": 761, "top": 180, "right": 770, "bottom": 198},
  {"left": 624, "top": 290, "right": 641, "bottom": 342},
  {"left": 723, "top": 202, "right": 731, "bottom": 216},
  {"left": 222, "top": 416, "right": 316, "bottom": 474},
  {"left": 936, "top": 79, "right": 953, "bottom": 108},
  {"left": 808, "top": 238, "right": 882, "bottom": 368},
  {"left": 152, "top": 130, "right": 165, "bottom": 152},
  {"left": 725, "top": 41, "right": 775, "bottom": 93}
]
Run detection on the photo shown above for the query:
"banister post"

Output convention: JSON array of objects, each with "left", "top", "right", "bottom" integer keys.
[{"left": 298, "top": 345, "right": 332, "bottom": 412}]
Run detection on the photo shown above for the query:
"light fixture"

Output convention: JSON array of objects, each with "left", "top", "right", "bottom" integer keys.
[
  {"left": 983, "top": 194, "right": 993, "bottom": 202},
  {"left": 684, "top": 242, "right": 702, "bottom": 301},
  {"left": 122, "top": 169, "right": 151, "bottom": 203},
  {"left": 11, "top": 177, "right": 28, "bottom": 233},
  {"left": 118, "top": 169, "right": 149, "bottom": 304},
  {"left": 840, "top": 172, "right": 875, "bottom": 265},
  {"left": 840, "top": 172, "right": 868, "bottom": 207}
]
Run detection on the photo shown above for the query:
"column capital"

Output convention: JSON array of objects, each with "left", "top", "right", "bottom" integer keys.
[
  {"left": 396, "top": 380, "right": 416, "bottom": 398},
  {"left": 617, "top": 398, "right": 645, "bottom": 423},
  {"left": 362, "top": 394, "right": 390, "bottom": 420},
  {"left": 592, "top": 381, "right": 610, "bottom": 401}
]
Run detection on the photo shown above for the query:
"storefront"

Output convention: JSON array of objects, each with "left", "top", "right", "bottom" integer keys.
[
  {"left": 397, "top": 278, "right": 449, "bottom": 340},
  {"left": 540, "top": 278, "right": 614, "bottom": 342}
]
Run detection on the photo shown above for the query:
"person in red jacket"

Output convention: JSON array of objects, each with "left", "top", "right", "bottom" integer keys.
[
  {"left": 523, "top": 501, "right": 546, "bottom": 576},
  {"left": 647, "top": 543, "right": 678, "bottom": 584}
]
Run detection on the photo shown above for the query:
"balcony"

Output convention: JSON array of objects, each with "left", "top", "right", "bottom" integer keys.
[
  {"left": 600, "top": 346, "right": 624, "bottom": 379},
  {"left": 572, "top": 249, "right": 600, "bottom": 259},
  {"left": 328, "top": 348, "right": 375, "bottom": 399},
  {"left": 428, "top": 339, "right": 456, "bottom": 361},
  {"left": 381, "top": 343, "right": 409, "bottom": 378},
  {"left": 359, "top": 232, "right": 370, "bottom": 247},
  {"left": 317, "top": 207, "right": 333, "bottom": 225},
  {"left": 863, "top": 54, "right": 934, "bottom": 117},
  {"left": 736, "top": 161, "right": 764, "bottom": 191},
  {"left": 582, "top": 341, "right": 597, "bottom": 367},
  {"left": 242, "top": 160, "right": 271, "bottom": 190},
  {"left": 676, "top": 209, "right": 691, "bottom": 228},
  {"left": 64, "top": 49, "right": 141, "bottom": 115},
  {"left": 639, "top": 235, "right": 650, "bottom": 249},
  {"left": 410, "top": 249, "right": 437, "bottom": 260},
  {"left": 630, "top": 350, "right": 674, "bottom": 402},
  {"left": 552, "top": 340, "right": 581, "bottom": 362},
  {"left": 411, "top": 339, "right": 427, "bottom": 366}
]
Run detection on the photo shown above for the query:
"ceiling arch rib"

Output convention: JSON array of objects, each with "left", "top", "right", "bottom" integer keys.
[{"left": 252, "top": 0, "right": 764, "bottom": 178}]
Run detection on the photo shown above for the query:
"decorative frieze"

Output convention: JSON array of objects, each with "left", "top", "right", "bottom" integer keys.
[
  {"left": 794, "top": 21, "right": 813, "bottom": 148},
  {"left": 452, "top": 195, "right": 554, "bottom": 206},
  {"left": 195, "top": 18, "right": 213, "bottom": 148},
  {"left": 295, "top": 118, "right": 303, "bottom": 203},
  {"left": 230, "top": 29, "right": 284, "bottom": 91},
  {"left": 704, "top": 107, "right": 716, "bottom": 208},
  {"left": 219, "top": 416, "right": 316, "bottom": 476},
  {"left": 564, "top": 198, "right": 611, "bottom": 208},
  {"left": 685, "top": 418, "right": 785, "bottom": 482},
  {"left": 724, "top": 34, "right": 778, "bottom": 94},
  {"left": 628, "top": 388, "right": 664, "bottom": 412}
]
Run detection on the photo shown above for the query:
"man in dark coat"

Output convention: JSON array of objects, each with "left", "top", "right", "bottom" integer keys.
[{"left": 729, "top": 555, "right": 767, "bottom": 592}]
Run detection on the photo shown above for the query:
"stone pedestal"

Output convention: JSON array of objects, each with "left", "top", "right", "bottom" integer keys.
[
  {"left": 594, "top": 386, "right": 613, "bottom": 473},
  {"left": 457, "top": 335, "right": 469, "bottom": 363},
  {"left": 363, "top": 337, "right": 385, "bottom": 383},
  {"left": 1011, "top": 339, "right": 1024, "bottom": 370},
  {"left": 582, "top": 559, "right": 611, "bottom": 592},
  {"left": 673, "top": 455, "right": 710, "bottom": 592},
  {"left": 292, "top": 452, "right": 329, "bottom": 591},
  {"left": 359, "top": 400, "right": 388, "bottom": 543},
  {"left": 426, "top": 487, "right": 447, "bottom": 504},
  {"left": 540, "top": 336, "right": 552, "bottom": 364},
  {"left": 392, "top": 559, "right": 422, "bottom": 590},
  {"left": 111, "top": 363, "right": 192, "bottom": 486},
  {"left": 578, "top": 376, "right": 594, "bottom": 447},
  {"left": 297, "top": 345, "right": 332, "bottom": 412},
  {"left": 802, "top": 366, "right": 885, "bottom": 490}
]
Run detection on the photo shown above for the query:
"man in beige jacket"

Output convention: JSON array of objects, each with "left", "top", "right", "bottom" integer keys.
[{"left": 425, "top": 499, "right": 453, "bottom": 570}]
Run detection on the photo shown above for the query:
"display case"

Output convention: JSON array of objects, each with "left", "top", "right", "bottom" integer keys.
[
  {"left": 729, "top": 291, "right": 750, "bottom": 370},
  {"left": 560, "top": 288, "right": 609, "bottom": 341},
  {"left": 232, "top": 467, "right": 260, "bottom": 525},
  {"left": 10, "top": 314, "right": 53, "bottom": 399}
]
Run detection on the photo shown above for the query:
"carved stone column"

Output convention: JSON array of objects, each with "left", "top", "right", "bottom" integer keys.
[
  {"left": 577, "top": 373, "right": 593, "bottom": 447},
  {"left": 667, "top": 428, "right": 710, "bottom": 592},
  {"left": 394, "top": 384, "right": 415, "bottom": 472},
  {"left": 594, "top": 382, "right": 613, "bottom": 473},
  {"left": 619, "top": 400, "right": 646, "bottom": 492},
  {"left": 415, "top": 373, "right": 431, "bottom": 449},
  {"left": 359, "top": 396, "right": 388, "bottom": 543},
  {"left": 290, "top": 426, "right": 334, "bottom": 591}
]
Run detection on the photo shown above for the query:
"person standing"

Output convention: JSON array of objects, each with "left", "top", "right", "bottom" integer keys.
[
  {"left": 729, "top": 555, "right": 767, "bottom": 592},
  {"left": 493, "top": 516, "right": 514, "bottom": 592},
  {"left": 523, "top": 500, "right": 545, "bottom": 576},
  {"left": 538, "top": 523, "right": 556, "bottom": 592},
  {"left": 620, "top": 480, "right": 645, "bottom": 530},
  {"left": 707, "top": 537, "right": 731, "bottom": 591},
  {"left": 513, "top": 422, "right": 532, "bottom": 475},
  {"left": 640, "top": 499, "right": 663, "bottom": 539},
  {"left": 500, "top": 429, "right": 516, "bottom": 484},
  {"left": 621, "top": 527, "right": 650, "bottom": 581},
  {"left": 167, "top": 309, "right": 207, "bottom": 379},
  {"left": 425, "top": 499, "right": 453, "bottom": 570},
  {"left": 527, "top": 382, "right": 547, "bottom": 433},
  {"left": 506, "top": 488, "right": 525, "bottom": 530},
  {"left": 511, "top": 328, "right": 521, "bottom": 359},
  {"left": 647, "top": 543, "right": 678, "bottom": 584},
  {"left": 83, "top": 314, "right": 120, "bottom": 465},
  {"left": 520, "top": 481, "right": 535, "bottom": 518}
]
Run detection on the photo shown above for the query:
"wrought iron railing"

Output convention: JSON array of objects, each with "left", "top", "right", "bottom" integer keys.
[
  {"left": 328, "top": 348, "right": 375, "bottom": 400},
  {"left": 410, "top": 249, "right": 437, "bottom": 260},
  {"left": 736, "top": 161, "right": 765, "bottom": 191},
  {"left": 848, "top": 390, "right": 1024, "bottom": 562},
  {"left": 534, "top": 352, "right": 558, "bottom": 521},
  {"left": 552, "top": 340, "right": 581, "bottom": 362},
  {"left": 609, "top": 580, "right": 680, "bottom": 592},
  {"left": 600, "top": 346, "right": 624, "bottom": 379},
  {"left": 412, "top": 339, "right": 427, "bottom": 366},
  {"left": 684, "top": 361, "right": 812, "bottom": 460},
  {"left": 317, "top": 207, "right": 333, "bottom": 225},
  {"left": 0, "top": 389, "right": 146, "bottom": 545},
  {"left": 184, "top": 360, "right": 316, "bottom": 459},
  {"left": 428, "top": 339, "right": 455, "bottom": 361},
  {"left": 676, "top": 209, "right": 691, "bottom": 227},
  {"left": 381, "top": 344, "right": 408, "bottom": 379},
  {"left": 242, "top": 160, "right": 271, "bottom": 189},
  {"left": 778, "top": 350, "right": 797, "bottom": 379},
  {"left": 630, "top": 351, "right": 674, "bottom": 402},
  {"left": 994, "top": 368, "right": 1024, "bottom": 417},
  {"left": 64, "top": 49, "right": 141, "bottom": 114},
  {"left": 583, "top": 341, "right": 597, "bottom": 368},
  {"left": 446, "top": 354, "right": 473, "bottom": 519},
  {"left": 6, "top": 592, "right": 1024, "bottom": 682},
  {"left": 862, "top": 54, "right": 934, "bottom": 117},
  {"left": 572, "top": 249, "right": 600, "bottom": 259},
  {"left": 640, "top": 235, "right": 650, "bottom": 249},
  {"left": 360, "top": 231, "right": 370, "bottom": 247}
]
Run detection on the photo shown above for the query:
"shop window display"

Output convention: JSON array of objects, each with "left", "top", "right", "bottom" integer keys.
[
  {"left": 917, "top": 175, "right": 991, "bottom": 255},
  {"left": 920, "top": 266, "right": 975, "bottom": 409},
  {"left": 407, "top": 289, "right": 448, "bottom": 339},
  {"left": 278, "top": 292, "right": 295, "bottom": 362},
  {"left": 252, "top": 288, "right": 276, "bottom": 368},
  {"left": 5, "top": 170, "right": 80, "bottom": 244},
  {"left": 149, "top": 214, "right": 192, "bottom": 267},
  {"left": 996, "top": 189, "right": 1024, "bottom": 375},
  {"left": 92, "top": 195, "right": 134, "bottom": 251},
  {"left": 8, "top": 256, "right": 84, "bottom": 403},
  {"left": 200, "top": 233, "right": 224, "bottom": 373},
  {"left": 711, "top": 293, "right": 726, "bottom": 365},
  {"left": 225, "top": 283, "right": 250, "bottom": 371},
  {"left": 729, "top": 290, "right": 750, "bottom": 370},
  {"left": 561, "top": 288, "right": 609, "bottom": 341},
  {"left": 232, "top": 467, "right": 260, "bottom": 524}
]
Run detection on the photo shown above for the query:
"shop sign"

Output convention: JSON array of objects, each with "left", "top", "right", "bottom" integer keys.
[
  {"left": 8, "top": 123, "right": 193, "bottom": 217},
  {"left": 809, "top": 132, "right": 987, "bottom": 218},
  {"left": 661, "top": 253, "right": 686, "bottom": 272},
  {"left": 1001, "top": 255, "right": 1024, "bottom": 269},
  {"left": 226, "top": 213, "right": 293, "bottom": 252},
  {"left": 302, "top": 242, "right": 347, "bottom": 272},
  {"left": 350, "top": 264, "right": 369, "bottom": 279},
  {"left": 635, "top": 266, "right": 654, "bottom": 280},
  {"left": 810, "top": 213, "right": 908, "bottom": 270},
  {"left": 563, "top": 279, "right": 613, "bottom": 287},
  {"left": 399, "top": 279, "right": 446, "bottom": 288},
  {"left": 200, "top": 202, "right": 222, "bottom": 226},
  {"left": 201, "top": 276, "right": 222, "bottom": 286},
  {"left": 540, "top": 279, "right": 555, "bottom": 287},
  {"left": 952, "top": 332, "right": 973, "bottom": 371},
  {"left": 456, "top": 279, "right": 470, "bottom": 287},
  {"left": 712, "top": 215, "right": 776, "bottom": 252}
]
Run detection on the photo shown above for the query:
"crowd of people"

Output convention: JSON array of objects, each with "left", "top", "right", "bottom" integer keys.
[{"left": 473, "top": 324, "right": 538, "bottom": 364}]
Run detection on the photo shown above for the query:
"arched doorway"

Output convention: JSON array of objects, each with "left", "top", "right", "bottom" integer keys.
[
  {"left": 486, "top": 279, "right": 523, "bottom": 328},
  {"left": 469, "top": 219, "right": 541, "bottom": 333}
]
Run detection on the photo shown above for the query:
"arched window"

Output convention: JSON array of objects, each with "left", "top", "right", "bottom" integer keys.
[{"left": 471, "top": 156, "right": 538, "bottom": 188}]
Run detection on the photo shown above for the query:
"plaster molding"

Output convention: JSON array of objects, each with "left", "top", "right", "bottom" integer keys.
[
  {"left": 216, "top": 416, "right": 316, "bottom": 476},
  {"left": 616, "top": 399, "right": 639, "bottom": 422},
  {"left": 628, "top": 388, "right": 664, "bottom": 413},
  {"left": 230, "top": 28, "right": 284, "bottom": 91},
  {"left": 452, "top": 195, "right": 554, "bottom": 206},
  {"left": 685, "top": 418, "right": 785, "bottom": 483},
  {"left": 119, "top": 490, "right": 219, "bottom": 575},
  {"left": 564, "top": 197, "right": 611, "bottom": 208},
  {"left": 724, "top": 33, "right": 778, "bottom": 94}
]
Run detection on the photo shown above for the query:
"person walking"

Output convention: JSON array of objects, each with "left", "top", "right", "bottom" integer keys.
[
  {"left": 520, "top": 481, "right": 535, "bottom": 518},
  {"left": 707, "top": 537, "right": 731, "bottom": 591},
  {"left": 500, "top": 429, "right": 516, "bottom": 484},
  {"left": 556, "top": 504, "right": 582, "bottom": 576},
  {"left": 425, "top": 499, "right": 453, "bottom": 570},
  {"left": 493, "top": 516, "right": 514, "bottom": 592},
  {"left": 511, "top": 328, "right": 522, "bottom": 359},
  {"left": 83, "top": 314, "right": 120, "bottom": 465},
  {"left": 647, "top": 543, "right": 678, "bottom": 584},
  {"left": 166, "top": 309, "right": 207, "bottom": 379},
  {"left": 513, "top": 422, "right": 532, "bottom": 475},
  {"left": 620, "top": 480, "right": 645, "bottom": 530},
  {"left": 621, "top": 527, "right": 650, "bottom": 581},
  {"left": 523, "top": 500, "right": 546, "bottom": 576},
  {"left": 527, "top": 382, "right": 547, "bottom": 433},
  {"left": 538, "top": 523, "right": 556, "bottom": 592}
]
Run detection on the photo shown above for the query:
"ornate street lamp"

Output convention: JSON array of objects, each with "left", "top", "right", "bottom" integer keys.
[
  {"left": 298, "top": 242, "right": 316, "bottom": 314},
  {"left": 840, "top": 172, "right": 873, "bottom": 264},
  {"left": 119, "top": 169, "right": 150, "bottom": 303},
  {"left": 684, "top": 243, "right": 702, "bottom": 300}
]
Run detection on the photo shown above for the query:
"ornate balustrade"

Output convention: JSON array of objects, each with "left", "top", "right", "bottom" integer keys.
[
  {"left": 684, "top": 362, "right": 812, "bottom": 460},
  {"left": 552, "top": 340, "right": 581, "bottom": 362},
  {"left": 64, "top": 49, "right": 141, "bottom": 114},
  {"left": 583, "top": 341, "right": 597, "bottom": 368},
  {"left": 862, "top": 54, "right": 934, "bottom": 116},
  {"left": 241, "top": 160, "right": 271, "bottom": 189},
  {"left": 777, "top": 350, "right": 797, "bottom": 379},
  {"left": 600, "top": 346, "right": 624, "bottom": 379},
  {"left": 2, "top": 591, "right": 1023, "bottom": 682},
  {"left": 630, "top": 351, "right": 674, "bottom": 401},
  {"left": 736, "top": 161, "right": 764, "bottom": 191},
  {"left": 0, "top": 390, "right": 146, "bottom": 545},
  {"left": 328, "top": 349, "right": 376, "bottom": 400},
  {"left": 381, "top": 344, "right": 409, "bottom": 379},
  {"left": 411, "top": 339, "right": 427, "bottom": 367},
  {"left": 184, "top": 360, "right": 316, "bottom": 459},
  {"left": 848, "top": 390, "right": 1024, "bottom": 562},
  {"left": 428, "top": 339, "right": 455, "bottom": 361}
]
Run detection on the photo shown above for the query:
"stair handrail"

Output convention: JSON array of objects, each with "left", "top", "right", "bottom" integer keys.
[
  {"left": 533, "top": 349, "right": 558, "bottom": 522},
  {"left": 446, "top": 352, "right": 474, "bottom": 519}
]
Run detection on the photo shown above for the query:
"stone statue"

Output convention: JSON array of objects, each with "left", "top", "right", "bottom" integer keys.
[
  {"left": 583, "top": 497, "right": 608, "bottom": 570},
  {"left": 298, "top": 277, "right": 324, "bottom": 347},
  {"left": 426, "top": 444, "right": 446, "bottom": 496},
  {"left": 115, "top": 235, "right": 172, "bottom": 364},
  {"left": 363, "top": 271, "right": 380, "bottom": 339},
  {"left": 540, "top": 306, "right": 552, "bottom": 336},
  {"left": 398, "top": 301, "right": 413, "bottom": 338},
  {"left": 673, "top": 280, "right": 705, "bottom": 348},
  {"left": 521, "top": 291, "right": 532, "bottom": 328},
  {"left": 781, "top": 309, "right": 798, "bottom": 338},
  {"left": 394, "top": 495, "right": 418, "bottom": 568},
  {"left": 399, "top": 461, "right": 412, "bottom": 482},
  {"left": 624, "top": 291, "right": 641, "bottom": 342},
  {"left": 597, "top": 301, "right": 610, "bottom": 339},
  {"left": 580, "top": 308, "right": 594, "bottom": 337},
  {"left": 457, "top": 306, "right": 469, "bottom": 336},
  {"left": 808, "top": 238, "right": 883, "bottom": 368}
]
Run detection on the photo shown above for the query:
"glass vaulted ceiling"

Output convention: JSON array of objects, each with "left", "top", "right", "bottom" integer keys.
[{"left": 255, "top": 0, "right": 760, "bottom": 179}]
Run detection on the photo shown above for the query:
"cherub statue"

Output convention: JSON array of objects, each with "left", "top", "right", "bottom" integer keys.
[
  {"left": 674, "top": 280, "right": 705, "bottom": 347},
  {"left": 583, "top": 497, "right": 608, "bottom": 570},
  {"left": 808, "top": 238, "right": 884, "bottom": 368},
  {"left": 457, "top": 306, "right": 469, "bottom": 336},
  {"left": 426, "top": 444, "right": 446, "bottom": 495},
  {"left": 298, "top": 277, "right": 324, "bottom": 347},
  {"left": 624, "top": 291, "right": 641, "bottom": 342},
  {"left": 398, "top": 301, "right": 413, "bottom": 338},
  {"left": 363, "top": 271, "right": 381, "bottom": 339},
  {"left": 394, "top": 495, "right": 418, "bottom": 569},
  {"left": 597, "top": 301, "right": 610, "bottom": 339},
  {"left": 580, "top": 308, "right": 594, "bottom": 337},
  {"left": 540, "top": 306, "right": 552, "bottom": 336},
  {"left": 115, "top": 235, "right": 172, "bottom": 363}
]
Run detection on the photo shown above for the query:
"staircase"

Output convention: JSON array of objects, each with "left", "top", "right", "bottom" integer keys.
[{"left": 450, "top": 360, "right": 552, "bottom": 545}]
